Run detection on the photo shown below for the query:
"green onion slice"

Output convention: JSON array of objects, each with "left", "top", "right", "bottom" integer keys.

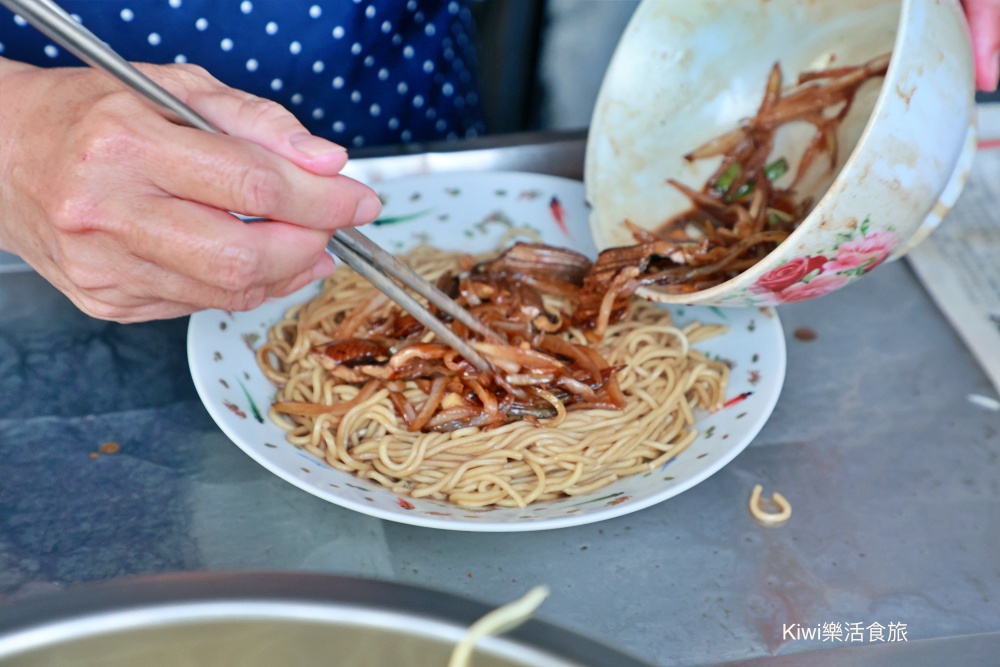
[{"left": 764, "top": 157, "right": 789, "bottom": 182}]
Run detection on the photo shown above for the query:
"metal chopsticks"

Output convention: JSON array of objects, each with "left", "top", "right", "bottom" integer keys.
[{"left": 4, "top": 0, "right": 495, "bottom": 372}]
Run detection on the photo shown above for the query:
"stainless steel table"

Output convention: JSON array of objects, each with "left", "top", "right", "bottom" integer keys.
[{"left": 1, "top": 133, "right": 998, "bottom": 666}]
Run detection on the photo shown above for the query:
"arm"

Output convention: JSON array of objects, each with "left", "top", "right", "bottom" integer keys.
[{"left": 0, "top": 57, "right": 381, "bottom": 322}]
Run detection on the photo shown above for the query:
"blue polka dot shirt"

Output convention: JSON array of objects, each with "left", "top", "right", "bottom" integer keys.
[{"left": 0, "top": 0, "right": 486, "bottom": 147}]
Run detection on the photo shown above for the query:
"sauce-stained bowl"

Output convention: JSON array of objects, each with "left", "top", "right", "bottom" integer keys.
[{"left": 585, "top": 0, "right": 976, "bottom": 306}]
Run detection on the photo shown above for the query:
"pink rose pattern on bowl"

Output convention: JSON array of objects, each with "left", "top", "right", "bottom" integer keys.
[{"left": 747, "top": 219, "right": 896, "bottom": 304}]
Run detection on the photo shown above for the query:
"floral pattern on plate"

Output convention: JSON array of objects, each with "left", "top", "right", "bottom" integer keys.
[{"left": 188, "top": 171, "right": 786, "bottom": 531}]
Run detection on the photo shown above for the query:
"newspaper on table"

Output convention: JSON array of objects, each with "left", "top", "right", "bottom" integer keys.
[{"left": 906, "top": 104, "right": 1000, "bottom": 400}]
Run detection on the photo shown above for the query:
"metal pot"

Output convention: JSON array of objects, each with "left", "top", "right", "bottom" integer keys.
[{"left": 0, "top": 572, "right": 652, "bottom": 667}]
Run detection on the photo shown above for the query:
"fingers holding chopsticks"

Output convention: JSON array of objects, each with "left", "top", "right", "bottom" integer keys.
[
  {"left": 132, "top": 62, "right": 353, "bottom": 177},
  {"left": 146, "top": 124, "right": 382, "bottom": 230},
  {"left": 0, "top": 60, "right": 380, "bottom": 322},
  {"left": 120, "top": 198, "right": 339, "bottom": 297}
]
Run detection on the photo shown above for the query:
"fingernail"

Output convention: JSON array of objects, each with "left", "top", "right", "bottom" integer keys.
[
  {"left": 310, "top": 254, "right": 337, "bottom": 281},
  {"left": 290, "top": 132, "right": 347, "bottom": 157},
  {"left": 352, "top": 194, "right": 382, "bottom": 226}
]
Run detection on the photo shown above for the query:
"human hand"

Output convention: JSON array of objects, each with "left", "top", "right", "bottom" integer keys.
[
  {"left": 0, "top": 59, "right": 381, "bottom": 322},
  {"left": 965, "top": 0, "right": 1000, "bottom": 91}
]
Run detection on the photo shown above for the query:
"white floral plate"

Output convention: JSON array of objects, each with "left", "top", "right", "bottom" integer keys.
[{"left": 187, "top": 171, "right": 785, "bottom": 531}]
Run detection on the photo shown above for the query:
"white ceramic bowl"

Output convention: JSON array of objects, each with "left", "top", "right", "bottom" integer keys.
[{"left": 586, "top": 0, "right": 976, "bottom": 306}]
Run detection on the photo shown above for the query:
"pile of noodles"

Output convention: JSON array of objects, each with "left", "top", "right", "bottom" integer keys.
[{"left": 257, "top": 246, "right": 728, "bottom": 509}]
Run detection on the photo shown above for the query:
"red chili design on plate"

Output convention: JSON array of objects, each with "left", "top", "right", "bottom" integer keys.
[
  {"left": 223, "top": 400, "right": 246, "bottom": 419},
  {"left": 549, "top": 196, "right": 569, "bottom": 236},
  {"left": 721, "top": 392, "right": 753, "bottom": 410}
]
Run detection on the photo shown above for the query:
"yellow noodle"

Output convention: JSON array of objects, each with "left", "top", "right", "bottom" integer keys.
[{"left": 257, "top": 246, "right": 729, "bottom": 509}]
